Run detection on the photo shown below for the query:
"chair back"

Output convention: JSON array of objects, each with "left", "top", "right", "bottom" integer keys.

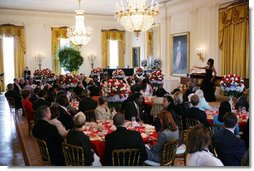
[
  {"left": 175, "top": 115, "right": 183, "bottom": 139},
  {"left": 84, "top": 109, "right": 95, "bottom": 122},
  {"left": 112, "top": 148, "right": 141, "bottom": 166},
  {"left": 35, "top": 138, "right": 51, "bottom": 165},
  {"left": 23, "top": 108, "right": 34, "bottom": 136},
  {"left": 161, "top": 139, "right": 179, "bottom": 166},
  {"left": 185, "top": 118, "right": 200, "bottom": 129},
  {"left": 62, "top": 143, "right": 84, "bottom": 166}
]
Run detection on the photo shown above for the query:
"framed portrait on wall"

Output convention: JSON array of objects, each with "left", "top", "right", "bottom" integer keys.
[
  {"left": 170, "top": 32, "right": 190, "bottom": 76},
  {"left": 132, "top": 47, "right": 140, "bottom": 67}
]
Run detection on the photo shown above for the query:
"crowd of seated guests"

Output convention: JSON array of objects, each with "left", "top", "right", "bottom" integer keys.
[{"left": 3, "top": 71, "right": 249, "bottom": 166}]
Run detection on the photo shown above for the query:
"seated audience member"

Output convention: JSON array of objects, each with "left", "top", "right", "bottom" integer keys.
[
  {"left": 195, "top": 89, "right": 212, "bottom": 111},
  {"left": 235, "top": 91, "right": 249, "bottom": 112},
  {"left": 73, "top": 81, "right": 85, "bottom": 98},
  {"left": 94, "top": 96, "right": 112, "bottom": 121},
  {"left": 13, "top": 78, "right": 22, "bottom": 94},
  {"left": 150, "top": 87, "right": 167, "bottom": 119},
  {"left": 173, "top": 91, "right": 189, "bottom": 129},
  {"left": 213, "top": 101, "right": 240, "bottom": 135},
  {"left": 5, "top": 83, "right": 22, "bottom": 109},
  {"left": 32, "top": 89, "right": 51, "bottom": 112},
  {"left": 21, "top": 90, "right": 34, "bottom": 122},
  {"left": 124, "top": 93, "right": 148, "bottom": 123},
  {"left": 66, "top": 112, "right": 101, "bottom": 166},
  {"left": 186, "top": 94, "right": 209, "bottom": 127},
  {"left": 184, "top": 81, "right": 195, "bottom": 97},
  {"left": 47, "top": 86, "right": 58, "bottom": 104},
  {"left": 145, "top": 111, "right": 179, "bottom": 163},
  {"left": 186, "top": 123, "right": 223, "bottom": 166},
  {"left": 79, "top": 89, "right": 97, "bottom": 113},
  {"left": 32, "top": 105, "right": 65, "bottom": 166},
  {"left": 104, "top": 113, "right": 147, "bottom": 166},
  {"left": 48, "top": 105, "right": 68, "bottom": 138},
  {"left": 29, "top": 86, "right": 40, "bottom": 103},
  {"left": 57, "top": 94, "right": 74, "bottom": 130},
  {"left": 212, "top": 112, "right": 246, "bottom": 166},
  {"left": 90, "top": 86, "right": 101, "bottom": 104},
  {"left": 153, "top": 95, "right": 177, "bottom": 132}
]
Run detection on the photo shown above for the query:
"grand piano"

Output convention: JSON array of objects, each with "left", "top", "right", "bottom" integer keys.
[{"left": 180, "top": 73, "right": 249, "bottom": 88}]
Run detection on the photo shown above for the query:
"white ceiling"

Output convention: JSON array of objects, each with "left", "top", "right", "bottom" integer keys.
[{"left": 0, "top": 0, "right": 171, "bottom": 15}]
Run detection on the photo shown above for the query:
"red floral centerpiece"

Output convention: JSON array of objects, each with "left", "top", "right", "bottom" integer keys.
[
  {"left": 57, "top": 73, "right": 79, "bottom": 89},
  {"left": 135, "top": 67, "right": 143, "bottom": 76},
  {"left": 220, "top": 74, "right": 245, "bottom": 97},
  {"left": 33, "top": 68, "right": 56, "bottom": 83},
  {"left": 112, "top": 69, "right": 125, "bottom": 79},
  {"left": 149, "top": 70, "right": 164, "bottom": 84},
  {"left": 101, "top": 78, "right": 130, "bottom": 102},
  {"left": 91, "top": 67, "right": 103, "bottom": 76}
]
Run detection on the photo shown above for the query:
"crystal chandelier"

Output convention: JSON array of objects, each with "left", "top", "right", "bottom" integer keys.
[
  {"left": 115, "top": 0, "right": 159, "bottom": 36},
  {"left": 67, "top": 0, "right": 93, "bottom": 46}
]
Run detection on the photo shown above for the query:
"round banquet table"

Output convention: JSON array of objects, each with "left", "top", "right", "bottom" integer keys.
[
  {"left": 205, "top": 107, "right": 249, "bottom": 131},
  {"left": 82, "top": 120, "right": 158, "bottom": 163}
]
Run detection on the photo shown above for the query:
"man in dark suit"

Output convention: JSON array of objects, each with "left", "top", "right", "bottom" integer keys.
[
  {"left": 79, "top": 89, "right": 97, "bottom": 113},
  {"left": 57, "top": 94, "right": 74, "bottom": 130},
  {"left": 32, "top": 105, "right": 65, "bottom": 165},
  {"left": 32, "top": 89, "right": 51, "bottom": 112},
  {"left": 13, "top": 78, "right": 21, "bottom": 94},
  {"left": 104, "top": 113, "right": 147, "bottom": 166},
  {"left": 24, "top": 66, "right": 31, "bottom": 81},
  {"left": 124, "top": 92, "right": 148, "bottom": 123},
  {"left": 212, "top": 112, "right": 246, "bottom": 166},
  {"left": 186, "top": 94, "right": 209, "bottom": 127},
  {"left": 5, "top": 83, "right": 22, "bottom": 109}
]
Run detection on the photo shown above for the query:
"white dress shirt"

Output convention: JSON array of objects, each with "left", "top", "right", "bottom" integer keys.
[{"left": 187, "top": 149, "right": 224, "bottom": 166}]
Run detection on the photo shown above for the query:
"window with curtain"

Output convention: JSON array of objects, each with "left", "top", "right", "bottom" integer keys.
[
  {"left": 219, "top": 2, "right": 249, "bottom": 78},
  {"left": 101, "top": 30, "right": 125, "bottom": 68},
  {"left": 59, "top": 38, "right": 70, "bottom": 74},
  {"left": 109, "top": 40, "right": 119, "bottom": 68}
]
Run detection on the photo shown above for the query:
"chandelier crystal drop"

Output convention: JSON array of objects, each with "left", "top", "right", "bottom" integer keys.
[
  {"left": 67, "top": 0, "right": 93, "bottom": 46},
  {"left": 115, "top": 0, "right": 159, "bottom": 36}
]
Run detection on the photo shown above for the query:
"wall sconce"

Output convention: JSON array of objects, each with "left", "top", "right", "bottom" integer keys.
[
  {"left": 88, "top": 55, "right": 96, "bottom": 69},
  {"left": 196, "top": 48, "right": 204, "bottom": 62},
  {"left": 34, "top": 53, "right": 45, "bottom": 70}
]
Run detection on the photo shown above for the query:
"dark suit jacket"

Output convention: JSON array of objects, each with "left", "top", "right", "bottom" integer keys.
[
  {"left": 104, "top": 127, "right": 147, "bottom": 166},
  {"left": 235, "top": 96, "right": 249, "bottom": 111},
  {"left": 124, "top": 101, "right": 147, "bottom": 122},
  {"left": 212, "top": 129, "right": 246, "bottom": 166},
  {"left": 58, "top": 106, "right": 74, "bottom": 130},
  {"left": 66, "top": 130, "right": 94, "bottom": 166},
  {"left": 79, "top": 97, "right": 97, "bottom": 113},
  {"left": 5, "top": 90, "right": 22, "bottom": 109},
  {"left": 14, "top": 83, "right": 21, "bottom": 94},
  {"left": 32, "top": 98, "right": 51, "bottom": 111},
  {"left": 32, "top": 120, "right": 65, "bottom": 166},
  {"left": 187, "top": 107, "right": 209, "bottom": 127}
]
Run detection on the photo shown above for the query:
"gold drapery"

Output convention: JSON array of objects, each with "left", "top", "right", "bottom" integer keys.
[
  {"left": 219, "top": 3, "right": 249, "bottom": 78},
  {"left": 146, "top": 31, "right": 153, "bottom": 57},
  {"left": 51, "top": 27, "right": 68, "bottom": 75},
  {"left": 101, "top": 30, "right": 125, "bottom": 68},
  {"left": 0, "top": 24, "right": 26, "bottom": 79},
  {"left": 0, "top": 39, "right": 4, "bottom": 91}
]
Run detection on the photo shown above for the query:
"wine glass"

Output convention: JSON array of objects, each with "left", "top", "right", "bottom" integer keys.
[{"left": 131, "top": 116, "right": 136, "bottom": 122}]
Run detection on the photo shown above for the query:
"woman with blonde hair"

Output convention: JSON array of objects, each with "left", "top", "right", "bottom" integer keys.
[
  {"left": 145, "top": 111, "right": 179, "bottom": 163},
  {"left": 186, "top": 123, "right": 223, "bottom": 166}
]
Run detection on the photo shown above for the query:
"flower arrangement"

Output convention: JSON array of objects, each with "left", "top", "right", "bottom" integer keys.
[
  {"left": 135, "top": 67, "right": 143, "bottom": 76},
  {"left": 149, "top": 70, "right": 164, "bottom": 84},
  {"left": 91, "top": 67, "right": 103, "bottom": 76},
  {"left": 151, "top": 57, "right": 161, "bottom": 70},
  {"left": 33, "top": 68, "right": 56, "bottom": 82},
  {"left": 112, "top": 69, "right": 125, "bottom": 79},
  {"left": 101, "top": 78, "right": 130, "bottom": 102},
  {"left": 141, "top": 59, "right": 148, "bottom": 68},
  {"left": 220, "top": 74, "right": 245, "bottom": 97},
  {"left": 57, "top": 73, "right": 79, "bottom": 89}
]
